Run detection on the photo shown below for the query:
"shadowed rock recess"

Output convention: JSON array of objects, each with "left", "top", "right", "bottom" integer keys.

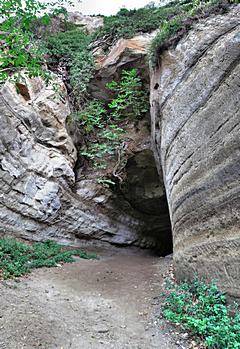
[{"left": 151, "top": 7, "right": 240, "bottom": 297}]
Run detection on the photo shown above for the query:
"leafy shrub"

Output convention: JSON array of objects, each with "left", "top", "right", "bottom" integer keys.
[
  {"left": 0, "top": 238, "right": 96, "bottom": 279},
  {"left": 162, "top": 276, "right": 240, "bottom": 349},
  {"left": 80, "top": 125, "right": 125, "bottom": 169},
  {"left": 0, "top": 0, "right": 72, "bottom": 83},
  {"left": 78, "top": 69, "right": 148, "bottom": 168},
  {"left": 45, "top": 29, "right": 91, "bottom": 65},
  {"left": 106, "top": 69, "right": 148, "bottom": 120},
  {"left": 69, "top": 51, "right": 95, "bottom": 104},
  {"left": 73, "top": 100, "right": 106, "bottom": 133}
]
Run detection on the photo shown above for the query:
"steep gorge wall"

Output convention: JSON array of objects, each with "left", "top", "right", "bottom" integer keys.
[
  {"left": 151, "top": 7, "right": 240, "bottom": 297},
  {"left": 0, "top": 78, "right": 138, "bottom": 246},
  {"left": 0, "top": 4, "right": 239, "bottom": 296},
  {"left": 0, "top": 72, "right": 170, "bottom": 251}
]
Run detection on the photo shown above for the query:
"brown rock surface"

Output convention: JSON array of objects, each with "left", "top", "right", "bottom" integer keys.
[
  {"left": 90, "top": 32, "right": 156, "bottom": 100},
  {"left": 151, "top": 6, "right": 240, "bottom": 297}
]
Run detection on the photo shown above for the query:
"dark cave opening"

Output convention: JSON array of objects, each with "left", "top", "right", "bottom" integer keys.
[{"left": 117, "top": 149, "right": 173, "bottom": 256}]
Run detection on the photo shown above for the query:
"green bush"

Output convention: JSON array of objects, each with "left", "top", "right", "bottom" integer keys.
[
  {"left": 0, "top": 0, "right": 74, "bottom": 83},
  {"left": 162, "top": 277, "right": 240, "bottom": 348},
  {"left": 44, "top": 28, "right": 94, "bottom": 105},
  {"left": 69, "top": 51, "right": 94, "bottom": 104},
  {"left": 106, "top": 69, "right": 148, "bottom": 120},
  {"left": 73, "top": 100, "right": 106, "bottom": 133},
  {"left": 92, "top": 1, "right": 191, "bottom": 49},
  {"left": 0, "top": 238, "right": 96, "bottom": 279},
  {"left": 80, "top": 125, "right": 125, "bottom": 169},
  {"left": 78, "top": 69, "right": 148, "bottom": 168}
]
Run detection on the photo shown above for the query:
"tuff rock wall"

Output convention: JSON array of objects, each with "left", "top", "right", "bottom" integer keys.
[
  {"left": 151, "top": 7, "right": 240, "bottom": 297},
  {"left": 0, "top": 72, "right": 170, "bottom": 251},
  {"left": 0, "top": 5, "right": 239, "bottom": 296}
]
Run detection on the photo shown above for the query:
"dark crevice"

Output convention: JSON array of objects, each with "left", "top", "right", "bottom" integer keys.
[
  {"left": 16, "top": 83, "right": 31, "bottom": 101},
  {"left": 115, "top": 149, "right": 173, "bottom": 256}
]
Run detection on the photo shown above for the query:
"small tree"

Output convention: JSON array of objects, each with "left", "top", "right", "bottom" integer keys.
[{"left": 0, "top": 0, "right": 75, "bottom": 83}]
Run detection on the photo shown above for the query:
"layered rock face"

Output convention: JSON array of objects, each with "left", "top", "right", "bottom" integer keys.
[
  {"left": 0, "top": 71, "right": 171, "bottom": 251},
  {"left": 90, "top": 32, "right": 156, "bottom": 100},
  {"left": 0, "top": 77, "right": 136, "bottom": 245},
  {"left": 151, "top": 7, "right": 240, "bottom": 297}
]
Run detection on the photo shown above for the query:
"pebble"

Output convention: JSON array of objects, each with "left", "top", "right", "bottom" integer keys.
[
  {"left": 94, "top": 325, "right": 109, "bottom": 334},
  {"left": 180, "top": 333, "right": 188, "bottom": 339}
]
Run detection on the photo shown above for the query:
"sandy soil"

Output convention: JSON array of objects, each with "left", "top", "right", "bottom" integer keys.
[{"left": 0, "top": 248, "right": 185, "bottom": 349}]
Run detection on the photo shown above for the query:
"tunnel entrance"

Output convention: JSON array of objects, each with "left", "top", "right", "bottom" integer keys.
[{"left": 117, "top": 149, "right": 173, "bottom": 256}]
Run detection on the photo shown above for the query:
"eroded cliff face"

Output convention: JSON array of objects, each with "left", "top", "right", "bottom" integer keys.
[
  {"left": 0, "top": 65, "right": 171, "bottom": 251},
  {"left": 151, "top": 7, "right": 240, "bottom": 297},
  {"left": 1, "top": 5, "right": 239, "bottom": 295},
  {"left": 0, "top": 77, "right": 139, "bottom": 246}
]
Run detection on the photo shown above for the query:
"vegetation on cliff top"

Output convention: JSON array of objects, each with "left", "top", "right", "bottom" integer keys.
[
  {"left": 1, "top": 0, "right": 237, "bottom": 84},
  {"left": 148, "top": 0, "right": 237, "bottom": 66},
  {"left": 92, "top": 0, "right": 209, "bottom": 48},
  {"left": 0, "top": 238, "right": 96, "bottom": 279},
  {"left": 92, "top": 0, "right": 237, "bottom": 60}
]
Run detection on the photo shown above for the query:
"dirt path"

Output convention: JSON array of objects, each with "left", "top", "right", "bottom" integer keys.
[{"left": 0, "top": 248, "right": 183, "bottom": 349}]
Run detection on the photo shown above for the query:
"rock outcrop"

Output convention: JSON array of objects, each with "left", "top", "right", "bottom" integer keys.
[
  {"left": 151, "top": 7, "right": 240, "bottom": 297},
  {"left": 68, "top": 12, "right": 104, "bottom": 33},
  {"left": 90, "top": 32, "right": 156, "bottom": 100},
  {"left": 0, "top": 72, "right": 171, "bottom": 252}
]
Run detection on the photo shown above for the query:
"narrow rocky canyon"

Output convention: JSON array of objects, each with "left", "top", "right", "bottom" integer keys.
[
  {"left": 0, "top": 2, "right": 240, "bottom": 347},
  {"left": 1, "top": 4, "right": 239, "bottom": 297}
]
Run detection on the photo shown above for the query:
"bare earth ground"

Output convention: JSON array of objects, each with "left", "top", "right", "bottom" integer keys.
[{"left": 0, "top": 248, "right": 187, "bottom": 349}]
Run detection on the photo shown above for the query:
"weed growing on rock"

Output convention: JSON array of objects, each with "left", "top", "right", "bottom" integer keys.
[
  {"left": 80, "top": 125, "right": 125, "bottom": 169},
  {"left": 161, "top": 276, "right": 240, "bottom": 348},
  {"left": 0, "top": 238, "right": 96, "bottom": 279},
  {"left": 77, "top": 69, "right": 148, "bottom": 169},
  {"left": 148, "top": 0, "right": 236, "bottom": 66},
  {"left": 106, "top": 69, "right": 148, "bottom": 120},
  {"left": 73, "top": 100, "right": 107, "bottom": 134}
]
